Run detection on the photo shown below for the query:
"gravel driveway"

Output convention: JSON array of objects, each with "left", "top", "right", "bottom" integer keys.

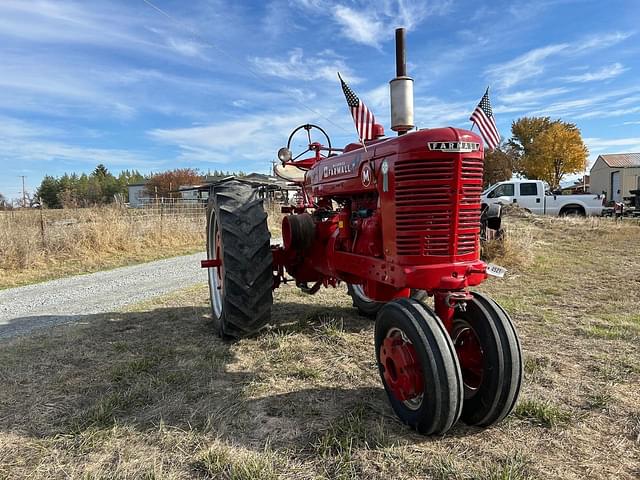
[{"left": 0, "top": 252, "right": 207, "bottom": 340}]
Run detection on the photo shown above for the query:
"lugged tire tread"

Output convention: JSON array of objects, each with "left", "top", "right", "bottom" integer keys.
[{"left": 206, "top": 181, "right": 273, "bottom": 338}]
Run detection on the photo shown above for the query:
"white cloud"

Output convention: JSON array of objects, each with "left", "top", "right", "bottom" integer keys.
[
  {"left": 251, "top": 48, "right": 358, "bottom": 83},
  {"left": 574, "top": 106, "right": 640, "bottom": 120},
  {"left": 486, "top": 30, "right": 633, "bottom": 89},
  {"left": 562, "top": 63, "right": 627, "bottom": 83},
  {"left": 414, "top": 97, "right": 475, "bottom": 127},
  {"left": 584, "top": 137, "right": 640, "bottom": 153},
  {"left": 527, "top": 86, "right": 640, "bottom": 119},
  {"left": 166, "top": 37, "right": 207, "bottom": 58},
  {"left": 577, "top": 31, "right": 634, "bottom": 51},
  {"left": 0, "top": 116, "right": 158, "bottom": 168},
  {"left": 147, "top": 112, "right": 313, "bottom": 164},
  {"left": 499, "top": 87, "right": 572, "bottom": 105},
  {"left": 294, "top": 0, "right": 452, "bottom": 48},
  {"left": 333, "top": 6, "right": 385, "bottom": 48},
  {"left": 486, "top": 44, "right": 569, "bottom": 89},
  {"left": 363, "top": 84, "right": 390, "bottom": 111}
]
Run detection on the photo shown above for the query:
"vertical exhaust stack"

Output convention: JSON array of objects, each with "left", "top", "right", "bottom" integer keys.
[{"left": 390, "top": 28, "right": 414, "bottom": 135}]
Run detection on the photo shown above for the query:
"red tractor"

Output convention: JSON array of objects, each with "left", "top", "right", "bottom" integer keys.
[{"left": 202, "top": 29, "right": 522, "bottom": 435}]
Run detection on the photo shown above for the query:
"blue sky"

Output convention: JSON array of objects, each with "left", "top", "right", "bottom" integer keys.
[{"left": 0, "top": 0, "right": 638, "bottom": 200}]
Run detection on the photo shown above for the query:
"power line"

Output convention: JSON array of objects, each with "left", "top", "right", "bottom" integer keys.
[{"left": 140, "top": 0, "right": 349, "bottom": 134}]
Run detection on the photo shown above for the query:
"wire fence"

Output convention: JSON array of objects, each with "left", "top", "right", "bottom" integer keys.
[
  {"left": 133, "top": 198, "right": 208, "bottom": 218},
  {"left": 0, "top": 204, "right": 207, "bottom": 272}
]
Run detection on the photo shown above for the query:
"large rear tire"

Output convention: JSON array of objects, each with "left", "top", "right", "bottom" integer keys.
[
  {"left": 347, "top": 284, "right": 428, "bottom": 317},
  {"left": 375, "top": 298, "right": 463, "bottom": 435},
  {"left": 452, "top": 292, "right": 523, "bottom": 426},
  {"left": 206, "top": 181, "right": 273, "bottom": 338}
]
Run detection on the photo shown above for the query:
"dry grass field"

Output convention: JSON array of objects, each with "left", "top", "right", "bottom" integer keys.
[
  {"left": 0, "top": 207, "right": 206, "bottom": 289},
  {"left": 0, "top": 201, "right": 284, "bottom": 290},
  {"left": 0, "top": 215, "right": 639, "bottom": 479}
]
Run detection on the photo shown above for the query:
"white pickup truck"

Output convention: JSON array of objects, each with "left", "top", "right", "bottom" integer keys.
[{"left": 481, "top": 180, "right": 604, "bottom": 217}]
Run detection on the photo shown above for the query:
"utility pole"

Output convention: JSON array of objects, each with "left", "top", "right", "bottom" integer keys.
[{"left": 19, "top": 175, "right": 27, "bottom": 208}]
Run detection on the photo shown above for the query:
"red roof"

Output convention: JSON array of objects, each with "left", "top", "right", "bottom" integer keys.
[{"left": 599, "top": 153, "right": 640, "bottom": 168}]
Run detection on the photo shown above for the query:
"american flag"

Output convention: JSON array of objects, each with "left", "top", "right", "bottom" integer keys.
[
  {"left": 470, "top": 88, "right": 500, "bottom": 150},
  {"left": 339, "top": 73, "right": 376, "bottom": 141}
]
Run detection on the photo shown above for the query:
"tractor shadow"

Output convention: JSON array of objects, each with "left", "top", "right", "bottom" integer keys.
[
  {"left": 0, "top": 301, "right": 479, "bottom": 455},
  {"left": 270, "top": 300, "right": 374, "bottom": 334}
]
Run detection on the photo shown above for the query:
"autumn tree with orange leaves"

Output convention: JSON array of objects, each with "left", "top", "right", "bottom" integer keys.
[
  {"left": 509, "top": 117, "right": 588, "bottom": 190},
  {"left": 145, "top": 168, "right": 203, "bottom": 198}
]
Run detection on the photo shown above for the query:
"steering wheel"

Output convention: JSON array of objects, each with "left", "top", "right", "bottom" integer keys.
[{"left": 286, "top": 124, "right": 332, "bottom": 163}]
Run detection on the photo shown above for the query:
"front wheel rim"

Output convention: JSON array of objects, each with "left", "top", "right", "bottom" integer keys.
[
  {"left": 208, "top": 209, "right": 223, "bottom": 318},
  {"left": 380, "top": 327, "right": 424, "bottom": 410},
  {"left": 452, "top": 319, "right": 484, "bottom": 398}
]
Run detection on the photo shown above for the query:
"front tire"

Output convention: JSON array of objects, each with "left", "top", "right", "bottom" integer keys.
[
  {"left": 452, "top": 292, "right": 523, "bottom": 426},
  {"left": 206, "top": 181, "right": 273, "bottom": 338},
  {"left": 375, "top": 298, "right": 463, "bottom": 435}
]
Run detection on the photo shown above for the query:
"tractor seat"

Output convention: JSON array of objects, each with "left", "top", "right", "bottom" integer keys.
[{"left": 274, "top": 163, "right": 306, "bottom": 183}]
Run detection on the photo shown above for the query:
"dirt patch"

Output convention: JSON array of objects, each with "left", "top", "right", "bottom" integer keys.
[{"left": 0, "top": 216, "right": 639, "bottom": 479}]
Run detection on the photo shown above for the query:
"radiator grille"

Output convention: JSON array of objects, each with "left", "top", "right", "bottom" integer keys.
[
  {"left": 395, "top": 159, "right": 454, "bottom": 256},
  {"left": 457, "top": 158, "right": 483, "bottom": 256},
  {"left": 394, "top": 156, "right": 483, "bottom": 258}
]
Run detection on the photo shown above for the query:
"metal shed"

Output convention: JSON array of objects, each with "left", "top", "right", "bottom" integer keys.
[{"left": 589, "top": 153, "right": 640, "bottom": 202}]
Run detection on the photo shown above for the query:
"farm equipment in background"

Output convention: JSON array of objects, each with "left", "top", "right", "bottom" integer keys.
[{"left": 202, "top": 28, "right": 522, "bottom": 435}]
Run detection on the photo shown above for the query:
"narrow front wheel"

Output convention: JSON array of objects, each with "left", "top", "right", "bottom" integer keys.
[
  {"left": 452, "top": 292, "right": 523, "bottom": 426},
  {"left": 375, "top": 298, "right": 463, "bottom": 435}
]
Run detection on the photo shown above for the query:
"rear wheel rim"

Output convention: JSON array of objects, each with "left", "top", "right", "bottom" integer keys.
[
  {"left": 452, "top": 319, "right": 484, "bottom": 398},
  {"left": 208, "top": 209, "right": 223, "bottom": 317},
  {"left": 380, "top": 327, "right": 424, "bottom": 410}
]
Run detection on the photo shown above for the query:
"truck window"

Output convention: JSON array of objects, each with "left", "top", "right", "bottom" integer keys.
[
  {"left": 488, "top": 183, "right": 514, "bottom": 198},
  {"left": 519, "top": 182, "right": 538, "bottom": 196}
]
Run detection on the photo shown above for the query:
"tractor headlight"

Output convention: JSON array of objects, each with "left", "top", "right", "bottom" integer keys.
[{"left": 277, "top": 147, "right": 292, "bottom": 163}]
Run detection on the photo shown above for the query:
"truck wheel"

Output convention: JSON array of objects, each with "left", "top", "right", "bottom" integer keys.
[
  {"left": 560, "top": 206, "right": 585, "bottom": 217},
  {"left": 206, "top": 181, "right": 273, "bottom": 338},
  {"left": 347, "top": 284, "right": 428, "bottom": 317},
  {"left": 452, "top": 292, "right": 522, "bottom": 426},
  {"left": 375, "top": 298, "right": 463, "bottom": 435}
]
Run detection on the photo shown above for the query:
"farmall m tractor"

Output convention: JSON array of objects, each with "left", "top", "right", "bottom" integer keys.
[{"left": 202, "top": 29, "right": 522, "bottom": 435}]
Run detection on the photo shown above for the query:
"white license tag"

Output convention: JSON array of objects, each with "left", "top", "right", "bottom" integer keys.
[{"left": 486, "top": 263, "right": 507, "bottom": 278}]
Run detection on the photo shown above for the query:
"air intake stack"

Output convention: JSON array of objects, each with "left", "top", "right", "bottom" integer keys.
[{"left": 390, "top": 28, "right": 414, "bottom": 135}]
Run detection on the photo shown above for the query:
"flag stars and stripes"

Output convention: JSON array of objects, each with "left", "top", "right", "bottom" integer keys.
[
  {"left": 339, "top": 73, "right": 376, "bottom": 141},
  {"left": 470, "top": 88, "right": 500, "bottom": 150}
]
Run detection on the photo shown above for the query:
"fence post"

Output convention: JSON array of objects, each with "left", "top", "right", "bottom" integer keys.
[
  {"left": 160, "top": 201, "right": 164, "bottom": 240},
  {"left": 40, "top": 208, "right": 46, "bottom": 250}
]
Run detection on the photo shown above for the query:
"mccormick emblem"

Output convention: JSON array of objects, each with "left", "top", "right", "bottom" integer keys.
[
  {"left": 361, "top": 164, "right": 372, "bottom": 187},
  {"left": 428, "top": 141, "right": 480, "bottom": 153}
]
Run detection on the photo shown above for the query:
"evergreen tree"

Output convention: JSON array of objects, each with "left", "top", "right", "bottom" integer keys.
[
  {"left": 37, "top": 176, "right": 62, "bottom": 208},
  {"left": 93, "top": 164, "right": 109, "bottom": 177}
]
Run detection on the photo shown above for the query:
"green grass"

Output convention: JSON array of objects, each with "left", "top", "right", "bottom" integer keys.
[
  {"left": 586, "top": 391, "right": 612, "bottom": 411},
  {"left": 581, "top": 323, "right": 638, "bottom": 340},
  {"left": 198, "top": 444, "right": 279, "bottom": 480},
  {"left": 514, "top": 399, "right": 573, "bottom": 428},
  {"left": 524, "top": 355, "right": 550, "bottom": 376},
  {"left": 480, "top": 454, "right": 534, "bottom": 480}
]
